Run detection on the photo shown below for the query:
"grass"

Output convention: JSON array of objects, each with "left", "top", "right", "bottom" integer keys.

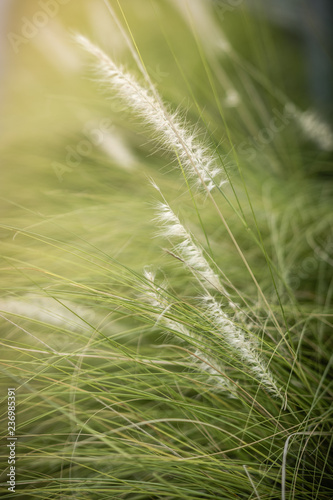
[{"left": 0, "top": 0, "right": 332, "bottom": 498}]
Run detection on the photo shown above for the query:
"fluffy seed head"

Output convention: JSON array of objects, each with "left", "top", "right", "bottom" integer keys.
[
  {"left": 76, "top": 34, "right": 225, "bottom": 192},
  {"left": 143, "top": 269, "right": 234, "bottom": 394},
  {"left": 202, "top": 293, "right": 283, "bottom": 400},
  {"left": 155, "top": 201, "right": 228, "bottom": 295}
]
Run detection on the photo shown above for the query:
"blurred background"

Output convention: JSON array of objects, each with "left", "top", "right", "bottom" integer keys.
[
  {"left": 1, "top": 0, "right": 332, "bottom": 115},
  {"left": 1, "top": 0, "right": 332, "bottom": 149},
  {"left": 245, "top": 0, "right": 333, "bottom": 114}
]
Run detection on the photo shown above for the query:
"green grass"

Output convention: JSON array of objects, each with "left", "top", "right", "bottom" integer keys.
[{"left": 0, "top": 1, "right": 332, "bottom": 498}]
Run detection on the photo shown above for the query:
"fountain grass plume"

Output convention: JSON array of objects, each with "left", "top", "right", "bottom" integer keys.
[
  {"left": 143, "top": 268, "right": 235, "bottom": 394},
  {"left": 75, "top": 34, "right": 226, "bottom": 192},
  {"left": 151, "top": 196, "right": 283, "bottom": 402},
  {"left": 154, "top": 200, "right": 229, "bottom": 295},
  {"left": 201, "top": 293, "right": 284, "bottom": 402}
]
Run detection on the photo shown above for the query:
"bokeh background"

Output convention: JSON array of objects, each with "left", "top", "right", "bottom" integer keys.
[{"left": 0, "top": 2, "right": 332, "bottom": 498}]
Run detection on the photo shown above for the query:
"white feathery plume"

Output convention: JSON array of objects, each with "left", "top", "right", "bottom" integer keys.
[
  {"left": 98, "top": 129, "right": 136, "bottom": 170},
  {"left": 282, "top": 102, "right": 333, "bottom": 152},
  {"left": 155, "top": 201, "right": 229, "bottom": 296},
  {"left": 34, "top": 22, "right": 82, "bottom": 72},
  {"left": 143, "top": 268, "right": 198, "bottom": 343},
  {"left": 295, "top": 108, "right": 333, "bottom": 152},
  {"left": 192, "top": 349, "right": 236, "bottom": 395},
  {"left": 76, "top": 34, "right": 225, "bottom": 192},
  {"left": 202, "top": 293, "right": 283, "bottom": 400},
  {"left": 224, "top": 89, "right": 240, "bottom": 108},
  {"left": 143, "top": 269, "right": 235, "bottom": 394},
  {"left": 151, "top": 190, "right": 281, "bottom": 400},
  {"left": 0, "top": 295, "right": 96, "bottom": 333}
]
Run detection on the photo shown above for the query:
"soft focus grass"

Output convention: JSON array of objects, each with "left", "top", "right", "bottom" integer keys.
[{"left": 1, "top": 1, "right": 332, "bottom": 499}]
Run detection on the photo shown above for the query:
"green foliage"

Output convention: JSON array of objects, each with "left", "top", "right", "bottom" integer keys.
[{"left": 1, "top": 1, "right": 332, "bottom": 498}]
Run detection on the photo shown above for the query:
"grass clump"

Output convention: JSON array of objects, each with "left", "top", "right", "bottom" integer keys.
[{"left": 0, "top": 1, "right": 332, "bottom": 498}]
